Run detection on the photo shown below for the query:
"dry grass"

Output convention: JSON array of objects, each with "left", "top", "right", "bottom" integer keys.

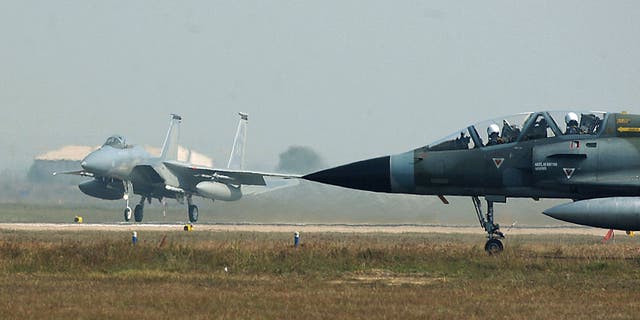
[{"left": 1, "top": 230, "right": 640, "bottom": 319}]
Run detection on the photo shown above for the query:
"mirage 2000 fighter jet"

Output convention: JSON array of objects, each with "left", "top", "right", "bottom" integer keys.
[{"left": 303, "top": 111, "right": 640, "bottom": 253}]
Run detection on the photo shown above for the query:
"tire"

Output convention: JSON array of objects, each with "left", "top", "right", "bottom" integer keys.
[
  {"left": 484, "top": 238, "right": 503, "bottom": 254},
  {"left": 124, "top": 207, "right": 132, "bottom": 222},
  {"left": 134, "top": 204, "right": 144, "bottom": 222},
  {"left": 188, "top": 205, "right": 199, "bottom": 223}
]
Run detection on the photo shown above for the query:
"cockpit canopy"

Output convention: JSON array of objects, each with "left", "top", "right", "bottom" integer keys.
[
  {"left": 103, "top": 135, "right": 127, "bottom": 149},
  {"left": 426, "top": 111, "right": 606, "bottom": 151}
]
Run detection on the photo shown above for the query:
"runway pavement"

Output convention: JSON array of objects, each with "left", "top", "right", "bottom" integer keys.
[{"left": 0, "top": 222, "right": 609, "bottom": 236}]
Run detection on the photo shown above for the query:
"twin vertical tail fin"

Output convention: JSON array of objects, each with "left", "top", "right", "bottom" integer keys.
[
  {"left": 227, "top": 112, "right": 248, "bottom": 170},
  {"left": 160, "top": 113, "right": 246, "bottom": 167},
  {"left": 160, "top": 114, "right": 182, "bottom": 161}
]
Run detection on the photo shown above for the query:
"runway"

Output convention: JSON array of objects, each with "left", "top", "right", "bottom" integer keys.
[{"left": 0, "top": 222, "right": 609, "bottom": 236}]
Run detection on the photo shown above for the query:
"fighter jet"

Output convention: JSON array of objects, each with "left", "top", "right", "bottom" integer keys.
[
  {"left": 303, "top": 111, "right": 640, "bottom": 253},
  {"left": 55, "top": 113, "right": 295, "bottom": 223}
]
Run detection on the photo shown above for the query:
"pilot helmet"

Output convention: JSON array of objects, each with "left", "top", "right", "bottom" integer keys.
[
  {"left": 487, "top": 124, "right": 500, "bottom": 136},
  {"left": 565, "top": 112, "right": 579, "bottom": 125}
]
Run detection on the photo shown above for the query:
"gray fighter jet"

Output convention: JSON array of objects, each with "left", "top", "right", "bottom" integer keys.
[
  {"left": 303, "top": 111, "right": 640, "bottom": 253},
  {"left": 55, "top": 113, "right": 294, "bottom": 223}
]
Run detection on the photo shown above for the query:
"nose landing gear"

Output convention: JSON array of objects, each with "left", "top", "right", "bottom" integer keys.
[
  {"left": 473, "top": 196, "right": 506, "bottom": 254},
  {"left": 124, "top": 206, "right": 132, "bottom": 222},
  {"left": 121, "top": 181, "right": 148, "bottom": 223}
]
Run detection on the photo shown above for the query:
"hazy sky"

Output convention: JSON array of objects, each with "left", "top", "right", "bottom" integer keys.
[{"left": 2, "top": 1, "right": 640, "bottom": 172}]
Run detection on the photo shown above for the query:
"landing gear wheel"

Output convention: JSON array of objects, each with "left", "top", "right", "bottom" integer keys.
[
  {"left": 124, "top": 207, "right": 132, "bottom": 222},
  {"left": 188, "top": 205, "right": 199, "bottom": 223},
  {"left": 134, "top": 204, "right": 144, "bottom": 222},
  {"left": 485, "top": 238, "right": 504, "bottom": 254}
]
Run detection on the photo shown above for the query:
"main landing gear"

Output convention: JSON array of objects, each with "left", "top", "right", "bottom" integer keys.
[
  {"left": 134, "top": 197, "right": 150, "bottom": 223},
  {"left": 472, "top": 195, "right": 505, "bottom": 254},
  {"left": 120, "top": 185, "right": 200, "bottom": 224},
  {"left": 187, "top": 195, "right": 198, "bottom": 223},
  {"left": 123, "top": 196, "right": 148, "bottom": 223}
]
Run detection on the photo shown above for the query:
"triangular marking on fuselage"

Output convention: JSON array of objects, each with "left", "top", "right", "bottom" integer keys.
[
  {"left": 492, "top": 158, "right": 504, "bottom": 169},
  {"left": 563, "top": 168, "right": 575, "bottom": 179}
]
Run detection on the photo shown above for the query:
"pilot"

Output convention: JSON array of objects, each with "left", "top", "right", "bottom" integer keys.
[
  {"left": 486, "top": 124, "right": 503, "bottom": 146},
  {"left": 565, "top": 112, "right": 581, "bottom": 135},
  {"left": 529, "top": 117, "right": 548, "bottom": 140},
  {"left": 455, "top": 131, "right": 471, "bottom": 149}
]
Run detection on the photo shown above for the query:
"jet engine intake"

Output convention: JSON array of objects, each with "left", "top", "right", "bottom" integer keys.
[
  {"left": 79, "top": 179, "right": 125, "bottom": 200},
  {"left": 196, "top": 181, "right": 242, "bottom": 201}
]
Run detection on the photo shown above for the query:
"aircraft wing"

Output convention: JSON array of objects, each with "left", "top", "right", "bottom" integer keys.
[
  {"left": 52, "top": 170, "right": 94, "bottom": 177},
  {"left": 242, "top": 177, "right": 300, "bottom": 195},
  {"left": 206, "top": 169, "right": 299, "bottom": 186},
  {"left": 163, "top": 161, "right": 300, "bottom": 186}
]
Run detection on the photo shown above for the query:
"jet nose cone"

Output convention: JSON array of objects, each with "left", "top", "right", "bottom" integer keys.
[
  {"left": 302, "top": 156, "right": 391, "bottom": 193},
  {"left": 81, "top": 152, "right": 106, "bottom": 174},
  {"left": 80, "top": 155, "right": 95, "bottom": 172}
]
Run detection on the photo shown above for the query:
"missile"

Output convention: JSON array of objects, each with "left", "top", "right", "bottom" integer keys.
[{"left": 543, "top": 197, "right": 640, "bottom": 230}]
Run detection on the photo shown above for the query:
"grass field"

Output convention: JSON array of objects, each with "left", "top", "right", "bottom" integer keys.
[{"left": 1, "top": 230, "right": 640, "bottom": 319}]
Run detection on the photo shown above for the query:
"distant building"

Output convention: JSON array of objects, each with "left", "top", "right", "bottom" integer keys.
[{"left": 28, "top": 145, "right": 215, "bottom": 184}]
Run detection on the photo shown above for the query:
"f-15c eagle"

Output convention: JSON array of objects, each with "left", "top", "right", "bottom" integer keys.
[{"left": 55, "top": 113, "right": 296, "bottom": 223}]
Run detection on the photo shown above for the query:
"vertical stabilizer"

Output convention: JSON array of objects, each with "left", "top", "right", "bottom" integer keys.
[
  {"left": 227, "top": 112, "right": 248, "bottom": 169},
  {"left": 160, "top": 114, "right": 182, "bottom": 161}
]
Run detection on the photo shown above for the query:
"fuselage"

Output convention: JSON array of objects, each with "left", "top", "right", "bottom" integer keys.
[
  {"left": 80, "top": 144, "right": 180, "bottom": 200},
  {"left": 81, "top": 145, "right": 151, "bottom": 180},
  {"left": 391, "top": 135, "right": 640, "bottom": 200},
  {"left": 305, "top": 111, "right": 640, "bottom": 201}
]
